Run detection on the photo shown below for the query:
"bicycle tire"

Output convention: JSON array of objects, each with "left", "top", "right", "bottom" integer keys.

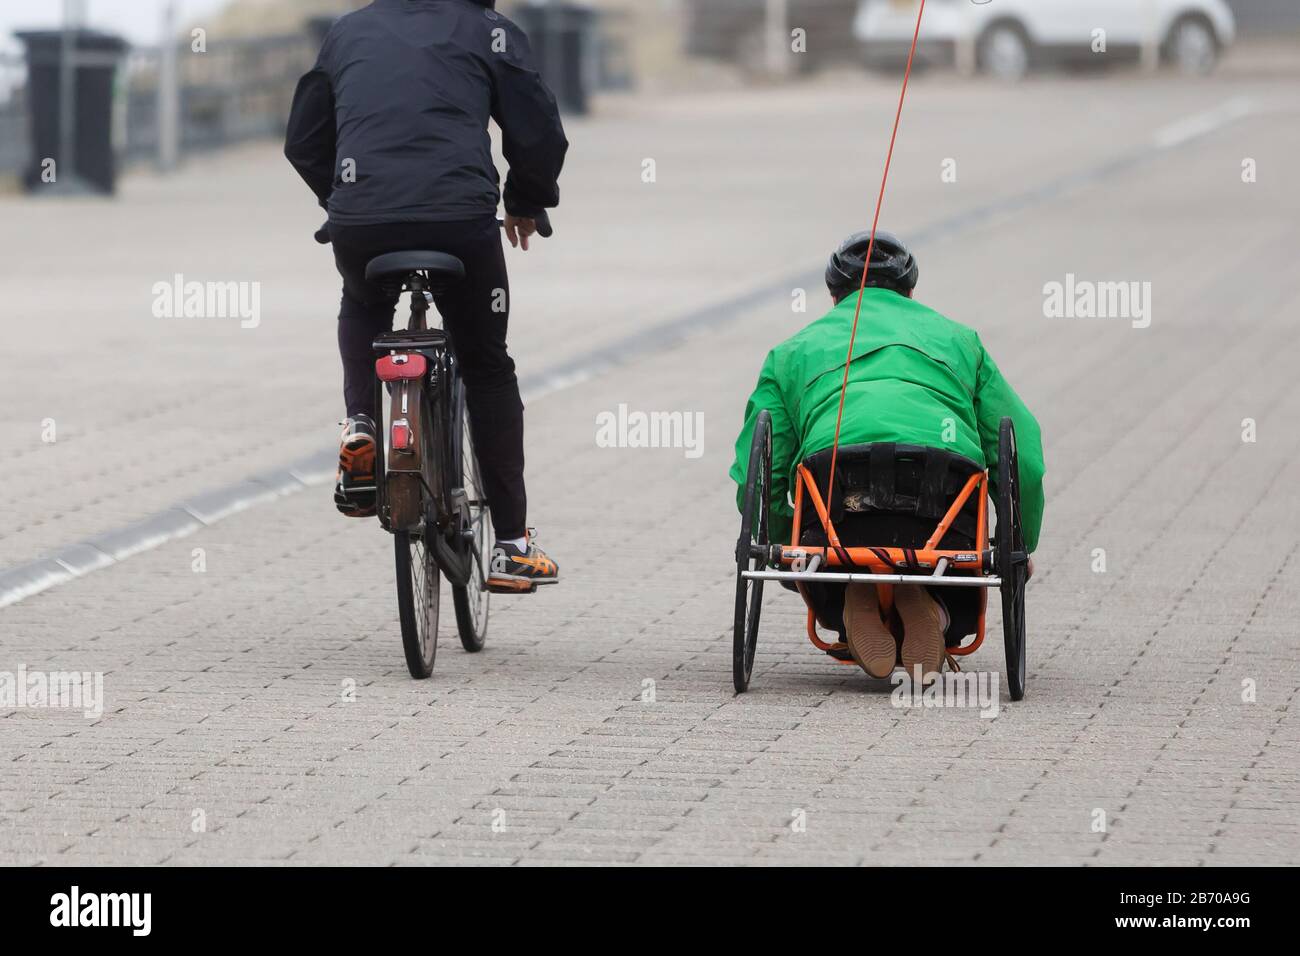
[
  {"left": 733, "top": 411, "right": 771, "bottom": 693},
  {"left": 395, "top": 527, "right": 439, "bottom": 679},
  {"left": 448, "top": 380, "right": 490, "bottom": 652},
  {"left": 392, "top": 364, "right": 446, "bottom": 679},
  {"left": 996, "top": 417, "right": 1027, "bottom": 701}
]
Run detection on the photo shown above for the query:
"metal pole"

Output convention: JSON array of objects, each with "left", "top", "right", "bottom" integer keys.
[
  {"left": 1141, "top": 0, "right": 1161, "bottom": 72},
  {"left": 955, "top": 5, "right": 978, "bottom": 79},
  {"left": 546, "top": 2, "right": 560, "bottom": 109},
  {"left": 765, "top": 0, "right": 789, "bottom": 78},
  {"left": 158, "top": 1, "right": 180, "bottom": 170},
  {"left": 58, "top": 0, "right": 85, "bottom": 181}
]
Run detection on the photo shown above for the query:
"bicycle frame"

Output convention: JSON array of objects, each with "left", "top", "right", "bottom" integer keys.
[
  {"left": 371, "top": 279, "right": 478, "bottom": 589},
  {"left": 372, "top": 278, "right": 448, "bottom": 534}
]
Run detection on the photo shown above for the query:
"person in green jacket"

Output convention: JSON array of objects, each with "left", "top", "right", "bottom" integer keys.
[{"left": 730, "top": 231, "right": 1045, "bottom": 679}]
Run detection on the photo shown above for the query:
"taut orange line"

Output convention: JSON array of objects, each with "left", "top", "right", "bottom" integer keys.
[{"left": 823, "top": 0, "right": 928, "bottom": 517}]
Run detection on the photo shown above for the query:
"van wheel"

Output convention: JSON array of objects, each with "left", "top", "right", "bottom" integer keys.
[
  {"left": 978, "top": 22, "right": 1031, "bottom": 82},
  {"left": 1166, "top": 16, "right": 1219, "bottom": 75}
]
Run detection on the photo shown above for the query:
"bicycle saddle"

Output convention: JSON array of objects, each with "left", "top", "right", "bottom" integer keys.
[{"left": 365, "top": 251, "right": 466, "bottom": 284}]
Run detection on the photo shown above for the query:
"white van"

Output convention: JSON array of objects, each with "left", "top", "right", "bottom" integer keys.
[{"left": 853, "top": 0, "right": 1237, "bottom": 79}]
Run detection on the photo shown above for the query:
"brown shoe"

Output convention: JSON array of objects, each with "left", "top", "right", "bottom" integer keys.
[
  {"left": 844, "top": 585, "right": 897, "bottom": 678},
  {"left": 894, "top": 585, "right": 945, "bottom": 680}
]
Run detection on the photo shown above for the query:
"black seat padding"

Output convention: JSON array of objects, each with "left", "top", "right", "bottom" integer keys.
[
  {"left": 365, "top": 250, "right": 466, "bottom": 283},
  {"left": 800, "top": 443, "right": 984, "bottom": 543}
]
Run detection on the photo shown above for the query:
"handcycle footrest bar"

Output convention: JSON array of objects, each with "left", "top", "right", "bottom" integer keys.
[{"left": 743, "top": 570, "right": 1002, "bottom": 587}]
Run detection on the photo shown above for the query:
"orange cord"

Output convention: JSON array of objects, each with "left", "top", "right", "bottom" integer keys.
[{"left": 823, "top": 0, "right": 928, "bottom": 519}]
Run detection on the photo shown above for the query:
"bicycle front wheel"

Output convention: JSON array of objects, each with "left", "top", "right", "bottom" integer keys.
[{"left": 395, "top": 528, "right": 439, "bottom": 678}]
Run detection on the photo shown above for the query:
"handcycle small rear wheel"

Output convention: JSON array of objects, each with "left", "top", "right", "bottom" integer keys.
[
  {"left": 395, "top": 527, "right": 439, "bottom": 679},
  {"left": 996, "top": 417, "right": 1027, "bottom": 701},
  {"left": 733, "top": 411, "right": 772, "bottom": 693}
]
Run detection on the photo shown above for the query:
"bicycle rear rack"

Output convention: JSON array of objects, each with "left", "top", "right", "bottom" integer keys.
[{"left": 373, "top": 329, "right": 448, "bottom": 354}]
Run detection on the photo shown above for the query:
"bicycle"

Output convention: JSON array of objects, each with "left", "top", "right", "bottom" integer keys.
[{"left": 320, "top": 213, "right": 552, "bottom": 679}]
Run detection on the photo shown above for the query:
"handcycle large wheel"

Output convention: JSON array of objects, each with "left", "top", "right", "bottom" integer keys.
[
  {"left": 733, "top": 411, "right": 772, "bottom": 693},
  {"left": 996, "top": 417, "right": 1028, "bottom": 701},
  {"left": 448, "top": 382, "right": 490, "bottom": 652},
  {"left": 395, "top": 526, "right": 439, "bottom": 679}
]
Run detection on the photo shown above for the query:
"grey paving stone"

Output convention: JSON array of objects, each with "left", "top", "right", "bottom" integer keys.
[{"left": 2, "top": 79, "right": 1298, "bottom": 867}]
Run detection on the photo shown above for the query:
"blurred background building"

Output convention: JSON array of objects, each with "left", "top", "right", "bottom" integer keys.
[{"left": 0, "top": 0, "right": 1297, "bottom": 193}]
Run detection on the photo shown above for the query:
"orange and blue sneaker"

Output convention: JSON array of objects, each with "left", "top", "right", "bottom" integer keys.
[
  {"left": 334, "top": 414, "right": 378, "bottom": 518},
  {"left": 488, "top": 529, "right": 559, "bottom": 593}
]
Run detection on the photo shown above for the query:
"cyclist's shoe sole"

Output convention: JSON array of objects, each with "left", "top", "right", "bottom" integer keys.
[
  {"left": 335, "top": 416, "right": 378, "bottom": 518},
  {"left": 486, "top": 572, "right": 560, "bottom": 594},
  {"left": 486, "top": 578, "right": 550, "bottom": 595},
  {"left": 334, "top": 486, "right": 377, "bottom": 518}
]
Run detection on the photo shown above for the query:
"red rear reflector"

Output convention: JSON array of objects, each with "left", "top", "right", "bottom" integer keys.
[{"left": 391, "top": 420, "right": 412, "bottom": 451}]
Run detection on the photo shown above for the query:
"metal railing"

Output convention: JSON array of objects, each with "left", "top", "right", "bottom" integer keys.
[
  {"left": 123, "top": 33, "right": 317, "bottom": 163},
  {"left": 0, "top": 4, "right": 652, "bottom": 184},
  {"left": 0, "top": 31, "right": 316, "bottom": 179},
  {"left": 684, "top": 0, "right": 862, "bottom": 72}
]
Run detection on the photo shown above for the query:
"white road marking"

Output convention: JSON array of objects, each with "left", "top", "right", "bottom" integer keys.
[{"left": 1151, "top": 97, "right": 1256, "bottom": 150}]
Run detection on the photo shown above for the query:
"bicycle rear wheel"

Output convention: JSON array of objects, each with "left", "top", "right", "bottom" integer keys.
[
  {"left": 449, "top": 382, "right": 490, "bottom": 652},
  {"left": 392, "top": 366, "right": 443, "bottom": 679},
  {"left": 395, "top": 528, "right": 439, "bottom": 678}
]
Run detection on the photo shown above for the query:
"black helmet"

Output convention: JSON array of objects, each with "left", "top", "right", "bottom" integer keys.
[{"left": 825, "top": 230, "right": 918, "bottom": 302}]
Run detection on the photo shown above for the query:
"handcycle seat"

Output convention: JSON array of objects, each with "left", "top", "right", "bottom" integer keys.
[
  {"left": 799, "top": 443, "right": 984, "bottom": 547},
  {"left": 365, "top": 250, "right": 466, "bottom": 284}
]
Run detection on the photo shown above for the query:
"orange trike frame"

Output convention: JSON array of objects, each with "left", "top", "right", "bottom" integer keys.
[{"left": 782, "top": 461, "right": 992, "bottom": 659}]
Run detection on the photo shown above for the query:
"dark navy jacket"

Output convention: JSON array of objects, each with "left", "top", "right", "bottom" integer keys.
[{"left": 285, "top": 0, "right": 568, "bottom": 224}]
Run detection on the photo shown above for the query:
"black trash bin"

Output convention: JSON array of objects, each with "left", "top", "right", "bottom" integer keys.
[
  {"left": 16, "top": 29, "right": 128, "bottom": 195},
  {"left": 511, "top": 3, "right": 596, "bottom": 115}
]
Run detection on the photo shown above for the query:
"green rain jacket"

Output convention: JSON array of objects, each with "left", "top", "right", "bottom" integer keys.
[{"left": 730, "top": 288, "right": 1046, "bottom": 551}]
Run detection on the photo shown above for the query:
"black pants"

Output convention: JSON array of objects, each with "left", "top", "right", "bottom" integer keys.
[{"left": 330, "top": 218, "right": 526, "bottom": 540}]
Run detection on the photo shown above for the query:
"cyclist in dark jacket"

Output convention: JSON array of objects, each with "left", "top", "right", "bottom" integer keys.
[{"left": 285, "top": 0, "right": 566, "bottom": 590}]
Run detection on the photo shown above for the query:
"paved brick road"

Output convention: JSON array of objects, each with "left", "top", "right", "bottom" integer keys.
[{"left": 1, "top": 74, "right": 1297, "bottom": 865}]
